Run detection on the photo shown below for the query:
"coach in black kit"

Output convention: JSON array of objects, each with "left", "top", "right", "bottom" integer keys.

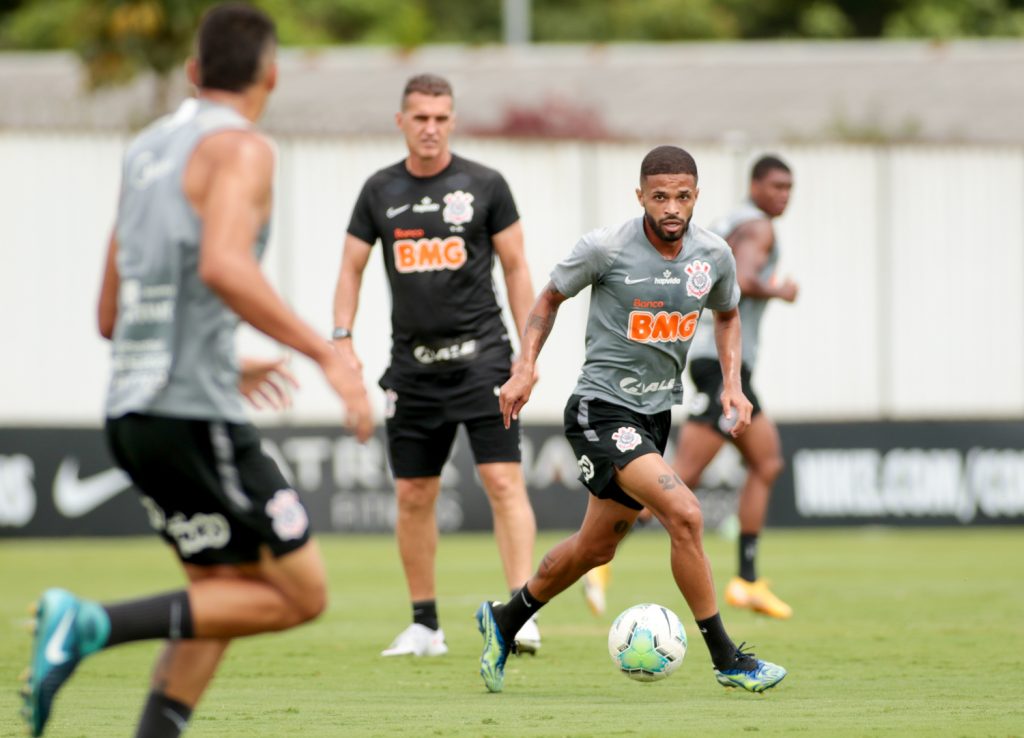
[{"left": 332, "top": 74, "right": 541, "bottom": 657}]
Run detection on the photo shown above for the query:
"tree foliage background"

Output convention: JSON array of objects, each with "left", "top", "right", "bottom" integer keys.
[{"left": 2, "top": 0, "right": 1024, "bottom": 93}]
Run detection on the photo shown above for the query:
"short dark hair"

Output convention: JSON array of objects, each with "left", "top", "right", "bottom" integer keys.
[
  {"left": 640, "top": 145, "right": 698, "bottom": 184},
  {"left": 402, "top": 73, "right": 454, "bottom": 107},
  {"left": 197, "top": 3, "right": 277, "bottom": 93},
  {"left": 751, "top": 154, "right": 791, "bottom": 181}
]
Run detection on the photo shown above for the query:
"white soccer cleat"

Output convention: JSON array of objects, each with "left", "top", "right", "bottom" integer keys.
[
  {"left": 380, "top": 623, "right": 448, "bottom": 657},
  {"left": 513, "top": 616, "right": 541, "bottom": 655}
]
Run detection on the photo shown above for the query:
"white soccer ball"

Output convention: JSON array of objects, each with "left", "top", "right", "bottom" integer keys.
[{"left": 608, "top": 603, "right": 687, "bottom": 682}]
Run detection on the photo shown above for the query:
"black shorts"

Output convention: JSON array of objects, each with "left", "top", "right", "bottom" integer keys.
[
  {"left": 563, "top": 394, "right": 671, "bottom": 511},
  {"left": 105, "top": 414, "right": 311, "bottom": 565},
  {"left": 382, "top": 377, "right": 521, "bottom": 478},
  {"left": 687, "top": 358, "right": 762, "bottom": 436}
]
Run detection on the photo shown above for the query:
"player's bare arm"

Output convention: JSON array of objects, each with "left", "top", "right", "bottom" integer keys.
[
  {"left": 97, "top": 230, "right": 119, "bottom": 339},
  {"left": 499, "top": 281, "right": 567, "bottom": 428},
  {"left": 712, "top": 306, "right": 753, "bottom": 437},
  {"left": 730, "top": 219, "right": 798, "bottom": 302},
  {"left": 492, "top": 220, "right": 538, "bottom": 383},
  {"left": 492, "top": 221, "right": 534, "bottom": 339},
  {"left": 192, "top": 130, "right": 373, "bottom": 440},
  {"left": 331, "top": 233, "right": 373, "bottom": 373}
]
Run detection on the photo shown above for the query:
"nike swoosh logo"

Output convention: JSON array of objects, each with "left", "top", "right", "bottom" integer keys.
[
  {"left": 624, "top": 276, "right": 650, "bottom": 285},
  {"left": 386, "top": 204, "right": 410, "bottom": 218},
  {"left": 44, "top": 609, "right": 75, "bottom": 665},
  {"left": 520, "top": 591, "right": 533, "bottom": 608},
  {"left": 53, "top": 458, "right": 133, "bottom": 518}
]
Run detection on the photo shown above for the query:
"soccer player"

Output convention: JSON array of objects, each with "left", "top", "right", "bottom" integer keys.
[
  {"left": 476, "top": 145, "right": 787, "bottom": 694},
  {"left": 332, "top": 74, "right": 541, "bottom": 656},
  {"left": 20, "top": 5, "right": 372, "bottom": 737},
  {"left": 673, "top": 155, "right": 798, "bottom": 619}
]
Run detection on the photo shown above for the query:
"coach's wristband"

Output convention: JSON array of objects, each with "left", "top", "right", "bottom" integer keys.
[{"left": 331, "top": 327, "right": 353, "bottom": 340}]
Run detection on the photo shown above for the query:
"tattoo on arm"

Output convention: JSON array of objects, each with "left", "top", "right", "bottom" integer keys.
[{"left": 539, "top": 552, "right": 558, "bottom": 576}]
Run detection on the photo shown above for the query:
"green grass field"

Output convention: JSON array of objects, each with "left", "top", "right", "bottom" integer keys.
[{"left": 3, "top": 528, "right": 1023, "bottom": 737}]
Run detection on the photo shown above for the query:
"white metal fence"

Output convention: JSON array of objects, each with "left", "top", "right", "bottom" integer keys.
[{"left": 1, "top": 133, "right": 1021, "bottom": 424}]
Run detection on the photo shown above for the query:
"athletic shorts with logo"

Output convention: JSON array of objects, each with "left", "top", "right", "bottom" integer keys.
[
  {"left": 563, "top": 394, "right": 671, "bottom": 511},
  {"left": 383, "top": 367, "right": 521, "bottom": 478},
  {"left": 105, "top": 413, "right": 310, "bottom": 565},
  {"left": 687, "top": 358, "right": 762, "bottom": 436}
]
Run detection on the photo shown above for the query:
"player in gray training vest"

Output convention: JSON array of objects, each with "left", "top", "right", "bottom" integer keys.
[
  {"left": 474, "top": 145, "right": 787, "bottom": 695},
  {"left": 21, "top": 5, "right": 371, "bottom": 737},
  {"left": 674, "top": 155, "right": 798, "bottom": 620}
]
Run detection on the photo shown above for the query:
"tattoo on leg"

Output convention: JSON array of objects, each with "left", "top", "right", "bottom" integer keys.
[
  {"left": 613, "top": 520, "right": 631, "bottom": 535},
  {"left": 658, "top": 474, "right": 678, "bottom": 491},
  {"left": 151, "top": 643, "right": 176, "bottom": 692}
]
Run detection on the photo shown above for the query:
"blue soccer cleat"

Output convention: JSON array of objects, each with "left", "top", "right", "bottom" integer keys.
[
  {"left": 22, "top": 589, "right": 85, "bottom": 737},
  {"left": 475, "top": 601, "right": 512, "bottom": 693},
  {"left": 714, "top": 643, "right": 787, "bottom": 693}
]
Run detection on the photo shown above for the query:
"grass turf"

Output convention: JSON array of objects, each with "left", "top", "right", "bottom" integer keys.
[{"left": 2, "top": 528, "right": 1022, "bottom": 737}]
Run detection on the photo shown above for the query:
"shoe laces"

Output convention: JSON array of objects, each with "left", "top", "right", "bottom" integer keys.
[{"left": 733, "top": 642, "right": 759, "bottom": 671}]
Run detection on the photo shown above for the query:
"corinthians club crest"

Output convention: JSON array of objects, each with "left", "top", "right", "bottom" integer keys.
[
  {"left": 684, "top": 259, "right": 712, "bottom": 298},
  {"left": 443, "top": 190, "right": 474, "bottom": 225}
]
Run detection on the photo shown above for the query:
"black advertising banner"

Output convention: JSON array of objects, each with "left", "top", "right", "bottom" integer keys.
[
  {"left": 772, "top": 421, "right": 1024, "bottom": 527},
  {"left": 0, "top": 426, "right": 592, "bottom": 538},
  {"left": 2, "top": 421, "right": 1023, "bottom": 538}
]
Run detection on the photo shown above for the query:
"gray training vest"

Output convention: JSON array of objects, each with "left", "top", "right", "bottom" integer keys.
[
  {"left": 688, "top": 200, "right": 779, "bottom": 369},
  {"left": 105, "top": 98, "right": 270, "bottom": 422}
]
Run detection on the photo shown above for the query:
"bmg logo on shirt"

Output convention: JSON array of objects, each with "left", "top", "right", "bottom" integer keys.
[
  {"left": 394, "top": 237, "right": 468, "bottom": 273},
  {"left": 627, "top": 310, "right": 700, "bottom": 343}
]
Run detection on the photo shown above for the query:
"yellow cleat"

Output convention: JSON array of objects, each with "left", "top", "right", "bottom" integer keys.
[
  {"left": 725, "top": 577, "right": 793, "bottom": 619},
  {"left": 582, "top": 564, "right": 611, "bottom": 617}
]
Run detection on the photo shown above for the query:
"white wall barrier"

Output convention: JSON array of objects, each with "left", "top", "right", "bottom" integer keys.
[{"left": 2, "top": 134, "right": 1022, "bottom": 425}]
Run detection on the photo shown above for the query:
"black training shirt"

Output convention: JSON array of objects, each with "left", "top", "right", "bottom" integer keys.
[{"left": 347, "top": 154, "right": 520, "bottom": 386}]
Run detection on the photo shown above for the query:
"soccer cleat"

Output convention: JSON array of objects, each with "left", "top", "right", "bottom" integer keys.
[
  {"left": 22, "top": 589, "right": 84, "bottom": 737},
  {"left": 513, "top": 616, "right": 541, "bottom": 655},
  {"left": 582, "top": 564, "right": 610, "bottom": 616},
  {"left": 725, "top": 577, "right": 793, "bottom": 619},
  {"left": 475, "top": 601, "right": 511, "bottom": 693},
  {"left": 380, "top": 623, "right": 448, "bottom": 657},
  {"left": 714, "top": 643, "right": 787, "bottom": 693}
]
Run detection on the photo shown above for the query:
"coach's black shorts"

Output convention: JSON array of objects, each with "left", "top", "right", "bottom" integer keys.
[
  {"left": 382, "top": 375, "right": 521, "bottom": 478},
  {"left": 563, "top": 394, "right": 671, "bottom": 511},
  {"left": 687, "top": 358, "right": 762, "bottom": 436},
  {"left": 105, "top": 413, "right": 311, "bottom": 565}
]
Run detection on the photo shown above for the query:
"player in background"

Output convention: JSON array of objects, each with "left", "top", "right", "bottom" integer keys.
[
  {"left": 332, "top": 74, "right": 541, "bottom": 657},
  {"left": 21, "top": 5, "right": 372, "bottom": 736},
  {"left": 476, "top": 145, "right": 787, "bottom": 694},
  {"left": 673, "top": 154, "right": 798, "bottom": 619}
]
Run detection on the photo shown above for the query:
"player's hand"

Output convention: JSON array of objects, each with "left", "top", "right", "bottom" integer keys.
[
  {"left": 322, "top": 351, "right": 374, "bottom": 443},
  {"left": 239, "top": 356, "right": 298, "bottom": 410},
  {"left": 720, "top": 388, "right": 753, "bottom": 438},
  {"left": 499, "top": 362, "right": 535, "bottom": 429},
  {"left": 777, "top": 277, "right": 799, "bottom": 303}
]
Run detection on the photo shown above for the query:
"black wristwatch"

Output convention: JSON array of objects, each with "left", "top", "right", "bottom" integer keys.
[{"left": 331, "top": 327, "right": 353, "bottom": 340}]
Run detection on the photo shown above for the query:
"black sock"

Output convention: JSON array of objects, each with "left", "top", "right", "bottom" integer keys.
[
  {"left": 104, "top": 591, "right": 194, "bottom": 647},
  {"left": 133, "top": 691, "right": 192, "bottom": 738},
  {"left": 739, "top": 533, "right": 759, "bottom": 582},
  {"left": 696, "top": 613, "right": 740, "bottom": 670},
  {"left": 494, "top": 585, "right": 545, "bottom": 641},
  {"left": 412, "top": 599, "right": 439, "bottom": 631}
]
